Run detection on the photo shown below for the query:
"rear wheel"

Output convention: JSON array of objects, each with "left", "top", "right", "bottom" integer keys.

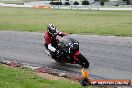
[{"left": 77, "top": 53, "right": 89, "bottom": 68}]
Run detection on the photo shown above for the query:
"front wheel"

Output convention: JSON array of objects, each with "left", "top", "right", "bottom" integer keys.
[{"left": 77, "top": 53, "right": 89, "bottom": 68}]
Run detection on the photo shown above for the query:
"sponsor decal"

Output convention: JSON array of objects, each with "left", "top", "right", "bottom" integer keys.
[
  {"left": 33, "top": 6, "right": 51, "bottom": 8},
  {"left": 80, "top": 67, "right": 131, "bottom": 87}
]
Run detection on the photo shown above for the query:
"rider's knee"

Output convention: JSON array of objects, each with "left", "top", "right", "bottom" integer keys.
[{"left": 44, "top": 43, "right": 48, "bottom": 49}]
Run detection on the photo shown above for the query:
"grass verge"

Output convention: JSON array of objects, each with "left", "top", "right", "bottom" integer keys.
[
  {"left": 0, "top": 64, "right": 95, "bottom": 88},
  {"left": 0, "top": 7, "right": 132, "bottom": 36},
  {"left": 0, "top": 0, "right": 24, "bottom": 4}
]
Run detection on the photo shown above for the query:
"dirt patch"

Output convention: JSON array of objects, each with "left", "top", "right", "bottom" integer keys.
[
  {"left": 36, "top": 72, "right": 79, "bottom": 84},
  {"left": 36, "top": 72, "right": 68, "bottom": 80}
]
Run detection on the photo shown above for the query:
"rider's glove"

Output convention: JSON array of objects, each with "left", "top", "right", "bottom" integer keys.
[
  {"left": 48, "top": 44, "right": 56, "bottom": 52},
  {"left": 58, "top": 32, "right": 67, "bottom": 37}
]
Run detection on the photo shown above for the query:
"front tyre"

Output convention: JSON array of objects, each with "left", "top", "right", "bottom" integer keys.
[{"left": 77, "top": 53, "right": 89, "bottom": 68}]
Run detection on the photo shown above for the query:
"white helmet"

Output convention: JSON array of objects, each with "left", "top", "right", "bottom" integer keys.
[{"left": 47, "top": 24, "right": 58, "bottom": 36}]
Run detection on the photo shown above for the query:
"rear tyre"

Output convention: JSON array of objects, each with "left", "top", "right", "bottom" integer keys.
[{"left": 77, "top": 53, "right": 89, "bottom": 68}]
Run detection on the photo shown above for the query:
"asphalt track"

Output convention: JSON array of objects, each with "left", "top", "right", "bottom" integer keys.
[{"left": 0, "top": 31, "right": 132, "bottom": 80}]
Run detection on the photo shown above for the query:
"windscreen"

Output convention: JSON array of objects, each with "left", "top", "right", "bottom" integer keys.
[
  {"left": 57, "top": 36, "right": 72, "bottom": 45},
  {"left": 57, "top": 35, "right": 79, "bottom": 53},
  {"left": 57, "top": 36, "right": 73, "bottom": 53}
]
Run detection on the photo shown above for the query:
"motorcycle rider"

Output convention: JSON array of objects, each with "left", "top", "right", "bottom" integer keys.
[{"left": 44, "top": 24, "right": 67, "bottom": 59}]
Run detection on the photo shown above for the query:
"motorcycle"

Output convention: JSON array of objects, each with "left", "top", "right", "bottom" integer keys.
[{"left": 44, "top": 35, "right": 89, "bottom": 68}]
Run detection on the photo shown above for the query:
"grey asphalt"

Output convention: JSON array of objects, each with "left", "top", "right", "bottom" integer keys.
[{"left": 0, "top": 31, "right": 132, "bottom": 80}]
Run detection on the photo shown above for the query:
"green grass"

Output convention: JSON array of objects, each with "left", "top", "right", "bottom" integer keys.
[
  {"left": 0, "top": 0, "right": 24, "bottom": 4},
  {"left": 0, "top": 65, "right": 95, "bottom": 88},
  {"left": 0, "top": 7, "right": 132, "bottom": 36}
]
